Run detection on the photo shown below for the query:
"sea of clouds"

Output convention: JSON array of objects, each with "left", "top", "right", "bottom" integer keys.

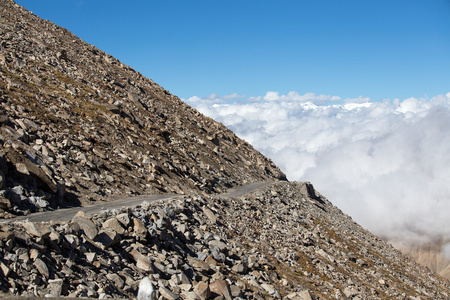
[{"left": 185, "top": 91, "right": 450, "bottom": 246}]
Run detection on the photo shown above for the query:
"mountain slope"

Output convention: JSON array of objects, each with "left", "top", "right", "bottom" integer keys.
[
  {"left": 0, "top": 0, "right": 285, "bottom": 216},
  {"left": 0, "top": 2, "right": 449, "bottom": 299}
]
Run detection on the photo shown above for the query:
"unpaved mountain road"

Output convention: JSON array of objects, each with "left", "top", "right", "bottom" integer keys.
[{"left": 1, "top": 181, "right": 276, "bottom": 224}]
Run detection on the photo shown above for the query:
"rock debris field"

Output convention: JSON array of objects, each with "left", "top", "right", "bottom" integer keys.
[{"left": 1, "top": 182, "right": 449, "bottom": 299}]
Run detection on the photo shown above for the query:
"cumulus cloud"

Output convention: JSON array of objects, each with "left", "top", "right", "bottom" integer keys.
[{"left": 184, "top": 91, "right": 450, "bottom": 246}]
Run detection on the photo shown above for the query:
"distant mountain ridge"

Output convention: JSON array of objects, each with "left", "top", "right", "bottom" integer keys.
[{"left": 0, "top": 0, "right": 285, "bottom": 216}]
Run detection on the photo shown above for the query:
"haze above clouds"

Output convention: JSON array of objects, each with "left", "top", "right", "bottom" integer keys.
[{"left": 185, "top": 92, "right": 450, "bottom": 245}]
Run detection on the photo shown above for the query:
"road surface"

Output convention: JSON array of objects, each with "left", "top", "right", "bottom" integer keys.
[{"left": 1, "top": 181, "right": 276, "bottom": 223}]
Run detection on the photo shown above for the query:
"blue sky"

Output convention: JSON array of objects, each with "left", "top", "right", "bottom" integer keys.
[{"left": 15, "top": 0, "right": 450, "bottom": 101}]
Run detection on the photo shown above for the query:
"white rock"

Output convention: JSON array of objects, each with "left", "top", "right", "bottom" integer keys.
[{"left": 137, "top": 277, "right": 156, "bottom": 300}]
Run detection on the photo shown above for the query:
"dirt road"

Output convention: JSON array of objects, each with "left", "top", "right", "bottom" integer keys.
[{"left": 1, "top": 181, "right": 276, "bottom": 223}]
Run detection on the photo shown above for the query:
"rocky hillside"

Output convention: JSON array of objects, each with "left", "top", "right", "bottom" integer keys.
[
  {"left": 0, "top": 182, "right": 449, "bottom": 299},
  {"left": 1, "top": 1, "right": 449, "bottom": 299},
  {"left": 0, "top": 0, "right": 285, "bottom": 216}
]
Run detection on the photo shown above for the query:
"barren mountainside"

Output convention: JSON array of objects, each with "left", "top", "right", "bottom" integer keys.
[
  {"left": 0, "top": 1, "right": 450, "bottom": 299},
  {"left": 0, "top": 0, "right": 285, "bottom": 216}
]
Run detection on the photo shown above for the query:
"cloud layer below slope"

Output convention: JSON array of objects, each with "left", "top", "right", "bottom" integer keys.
[{"left": 185, "top": 92, "right": 450, "bottom": 245}]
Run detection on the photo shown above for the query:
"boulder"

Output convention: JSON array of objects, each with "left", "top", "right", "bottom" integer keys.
[
  {"left": 137, "top": 277, "right": 156, "bottom": 300},
  {"left": 71, "top": 215, "right": 98, "bottom": 239},
  {"left": 209, "top": 280, "right": 232, "bottom": 300},
  {"left": 193, "top": 281, "right": 210, "bottom": 300},
  {"left": 103, "top": 217, "right": 126, "bottom": 234},
  {"left": 35, "top": 258, "right": 49, "bottom": 278},
  {"left": 94, "top": 229, "right": 118, "bottom": 248},
  {"left": 20, "top": 221, "right": 51, "bottom": 238}
]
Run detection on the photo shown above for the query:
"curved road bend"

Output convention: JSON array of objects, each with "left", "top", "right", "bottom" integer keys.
[{"left": 1, "top": 181, "right": 277, "bottom": 224}]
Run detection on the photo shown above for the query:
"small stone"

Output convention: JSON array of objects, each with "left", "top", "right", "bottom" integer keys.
[
  {"left": 205, "top": 255, "right": 218, "bottom": 267},
  {"left": 16, "top": 163, "right": 30, "bottom": 175},
  {"left": 208, "top": 240, "right": 228, "bottom": 252},
  {"left": 116, "top": 213, "right": 130, "bottom": 227},
  {"left": 35, "top": 258, "right": 49, "bottom": 278},
  {"left": 179, "top": 283, "right": 192, "bottom": 292},
  {"left": 137, "top": 277, "right": 156, "bottom": 300},
  {"left": 261, "top": 283, "right": 281, "bottom": 298},
  {"left": 202, "top": 206, "right": 217, "bottom": 223},
  {"left": 0, "top": 262, "right": 10, "bottom": 277},
  {"left": 159, "top": 286, "right": 178, "bottom": 300},
  {"left": 133, "top": 218, "right": 148, "bottom": 236},
  {"left": 297, "top": 290, "right": 313, "bottom": 300},
  {"left": 30, "top": 248, "right": 40, "bottom": 260},
  {"left": 0, "top": 227, "right": 14, "bottom": 241},
  {"left": 130, "top": 249, "right": 148, "bottom": 262},
  {"left": 136, "top": 259, "right": 153, "bottom": 272},
  {"left": 85, "top": 252, "right": 97, "bottom": 263},
  {"left": 47, "top": 278, "right": 64, "bottom": 297},
  {"left": 177, "top": 273, "right": 191, "bottom": 285},
  {"left": 232, "top": 262, "right": 247, "bottom": 274},
  {"left": 106, "top": 273, "right": 125, "bottom": 289},
  {"left": 103, "top": 217, "right": 126, "bottom": 234},
  {"left": 209, "top": 280, "right": 232, "bottom": 300},
  {"left": 188, "top": 257, "right": 211, "bottom": 273},
  {"left": 0, "top": 196, "right": 10, "bottom": 210},
  {"left": 180, "top": 291, "right": 201, "bottom": 300},
  {"left": 230, "top": 285, "right": 243, "bottom": 298},
  {"left": 194, "top": 281, "right": 210, "bottom": 300},
  {"left": 64, "top": 234, "right": 79, "bottom": 249}
]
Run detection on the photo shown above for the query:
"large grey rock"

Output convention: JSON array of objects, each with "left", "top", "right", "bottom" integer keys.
[
  {"left": 103, "top": 217, "right": 126, "bottom": 234},
  {"left": 94, "top": 229, "right": 118, "bottom": 248},
  {"left": 71, "top": 215, "right": 98, "bottom": 239},
  {"left": 116, "top": 212, "right": 131, "bottom": 227},
  {"left": 208, "top": 240, "right": 228, "bottom": 253},
  {"left": 47, "top": 278, "right": 65, "bottom": 297},
  {"left": 20, "top": 221, "right": 51, "bottom": 238}
]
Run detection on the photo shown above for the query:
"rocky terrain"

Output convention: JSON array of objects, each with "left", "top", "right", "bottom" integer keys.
[
  {"left": 0, "top": 0, "right": 285, "bottom": 217},
  {"left": 1, "top": 1, "right": 450, "bottom": 299},
  {"left": 0, "top": 182, "right": 449, "bottom": 299}
]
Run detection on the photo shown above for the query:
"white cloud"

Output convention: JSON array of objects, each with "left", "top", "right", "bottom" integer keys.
[
  {"left": 260, "top": 91, "right": 341, "bottom": 104},
  {"left": 184, "top": 92, "right": 450, "bottom": 245}
]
